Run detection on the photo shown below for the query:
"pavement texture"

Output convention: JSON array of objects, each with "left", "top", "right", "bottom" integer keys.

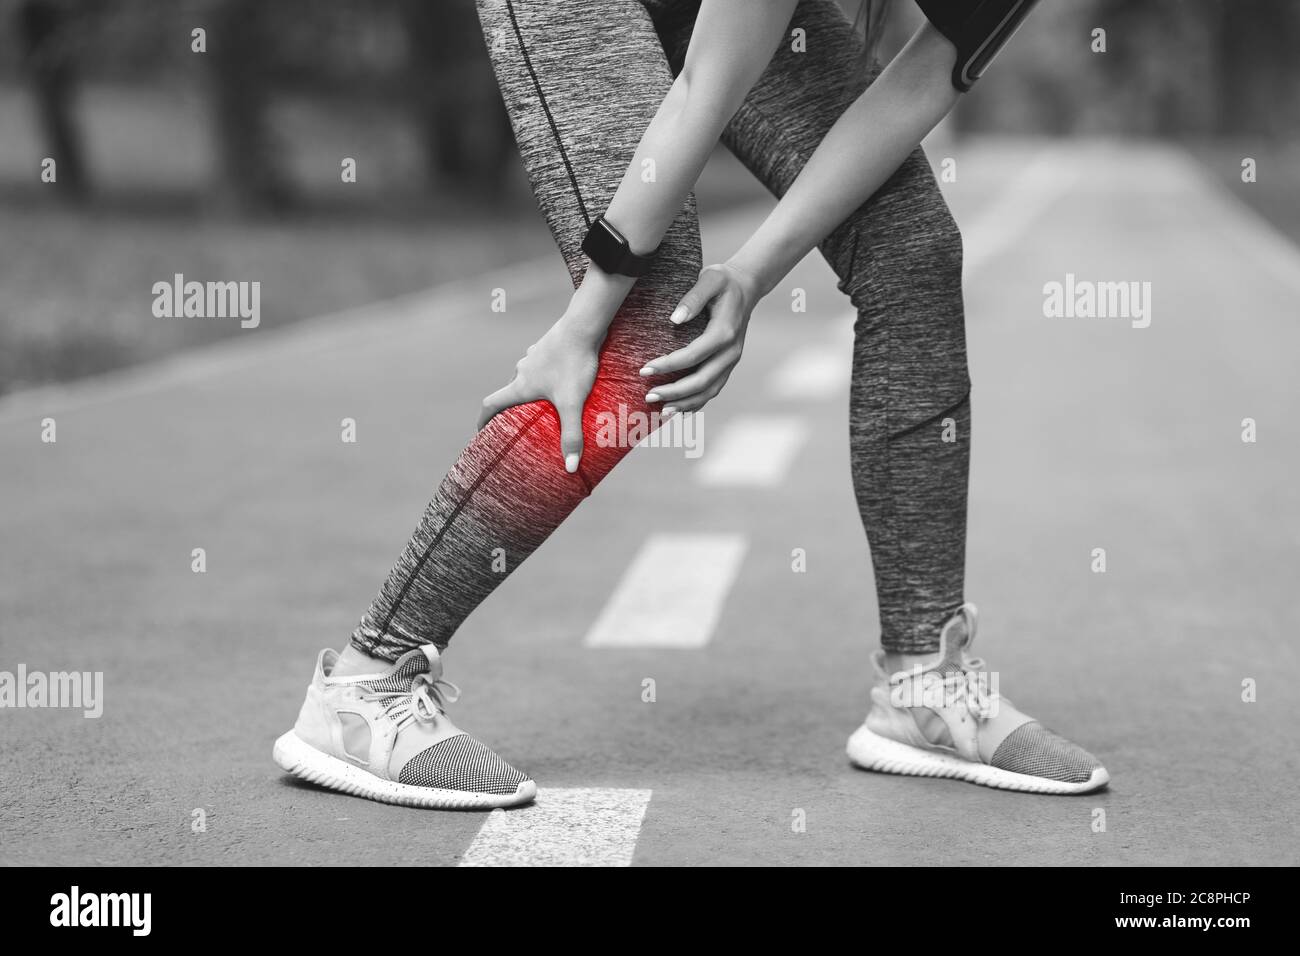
[{"left": 1, "top": 137, "right": 1297, "bottom": 866}]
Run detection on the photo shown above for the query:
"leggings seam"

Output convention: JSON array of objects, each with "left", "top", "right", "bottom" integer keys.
[
  {"left": 496, "top": 0, "right": 597, "bottom": 502},
  {"left": 379, "top": 407, "right": 547, "bottom": 636},
  {"left": 504, "top": 0, "right": 592, "bottom": 230},
  {"left": 889, "top": 389, "right": 971, "bottom": 441}
]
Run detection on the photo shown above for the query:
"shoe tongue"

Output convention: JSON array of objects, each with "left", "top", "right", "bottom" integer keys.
[
  {"left": 360, "top": 646, "right": 440, "bottom": 692},
  {"left": 937, "top": 607, "right": 974, "bottom": 669}
]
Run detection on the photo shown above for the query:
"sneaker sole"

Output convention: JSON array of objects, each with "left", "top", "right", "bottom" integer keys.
[
  {"left": 846, "top": 724, "right": 1109, "bottom": 795},
  {"left": 273, "top": 730, "right": 537, "bottom": 810}
]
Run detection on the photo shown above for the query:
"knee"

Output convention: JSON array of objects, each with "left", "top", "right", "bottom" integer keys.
[
  {"left": 872, "top": 186, "right": 963, "bottom": 281},
  {"left": 913, "top": 196, "right": 963, "bottom": 278},
  {"left": 835, "top": 176, "right": 964, "bottom": 306}
]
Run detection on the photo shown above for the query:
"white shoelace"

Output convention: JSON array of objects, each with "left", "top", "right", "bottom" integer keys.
[
  {"left": 953, "top": 655, "right": 1001, "bottom": 719},
  {"left": 940, "top": 603, "right": 1002, "bottom": 719},
  {"left": 363, "top": 672, "right": 462, "bottom": 727}
]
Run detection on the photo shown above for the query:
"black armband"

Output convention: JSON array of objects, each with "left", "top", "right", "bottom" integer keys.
[{"left": 917, "top": 0, "right": 1041, "bottom": 92}]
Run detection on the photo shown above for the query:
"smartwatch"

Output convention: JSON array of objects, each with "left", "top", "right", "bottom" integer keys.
[{"left": 581, "top": 216, "right": 659, "bottom": 278}]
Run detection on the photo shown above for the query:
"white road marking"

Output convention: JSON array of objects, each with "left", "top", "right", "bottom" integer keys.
[
  {"left": 696, "top": 415, "right": 808, "bottom": 488},
  {"left": 583, "top": 533, "right": 747, "bottom": 648},
  {"left": 767, "top": 345, "right": 850, "bottom": 400},
  {"left": 458, "top": 788, "right": 652, "bottom": 867}
]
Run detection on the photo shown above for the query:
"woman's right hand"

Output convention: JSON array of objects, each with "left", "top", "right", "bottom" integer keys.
[{"left": 640, "top": 261, "right": 763, "bottom": 415}]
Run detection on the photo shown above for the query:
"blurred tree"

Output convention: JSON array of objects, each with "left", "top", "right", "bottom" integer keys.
[
  {"left": 400, "top": 0, "right": 514, "bottom": 194},
  {"left": 1214, "top": 0, "right": 1300, "bottom": 136},
  {"left": 18, "top": 0, "right": 87, "bottom": 198},
  {"left": 207, "top": 0, "right": 292, "bottom": 212},
  {"left": 6, "top": 0, "right": 1295, "bottom": 211},
  {"left": 1090, "top": 0, "right": 1215, "bottom": 136}
]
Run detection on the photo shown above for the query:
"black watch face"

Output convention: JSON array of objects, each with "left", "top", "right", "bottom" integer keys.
[{"left": 583, "top": 219, "right": 626, "bottom": 273}]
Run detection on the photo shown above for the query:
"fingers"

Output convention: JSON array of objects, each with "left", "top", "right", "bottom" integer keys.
[
  {"left": 645, "top": 349, "right": 739, "bottom": 405},
  {"left": 668, "top": 265, "right": 728, "bottom": 325},
  {"left": 476, "top": 379, "right": 531, "bottom": 430},
  {"left": 554, "top": 392, "right": 586, "bottom": 473},
  {"left": 660, "top": 378, "right": 727, "bottom": 417},
  {"left": 481, "top": 382, "right": 586, "bottom": 474},
  {"left": 660, "top": 364, "right": 733, "bottom": 417},
  {"left": 642, "top": 326, "right": 731, "bottom": 377},
  {"left": 645, "top": 282, "right": 743, "bottom": 378}
]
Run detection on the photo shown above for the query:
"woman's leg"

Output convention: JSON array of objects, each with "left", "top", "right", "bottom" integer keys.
[
  {"left": 348, "top": 0, "right": 702, "bottom": 661},
  {"left": 648, "top": 0, "right": 1106, "bottom": 792},
  {"left": 653, "top": 0, "right": 968, "bottom": 654}
]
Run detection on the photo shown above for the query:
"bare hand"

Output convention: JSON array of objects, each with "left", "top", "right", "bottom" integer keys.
[
  {"left": 477, "top": 315, "right": 602, "bottom": 473},
  {"left": 641, "top": 262, "right": 761, "bottom": 415}
]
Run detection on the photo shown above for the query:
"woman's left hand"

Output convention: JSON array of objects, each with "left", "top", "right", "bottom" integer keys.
[
  {"left": 476, "top": 313, "right": 603, "bottom": 473},
  {"left": 641, "top": 261, "right": 762, "bottom": 415}
]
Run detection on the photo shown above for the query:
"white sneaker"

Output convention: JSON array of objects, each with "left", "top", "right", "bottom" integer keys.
[
  {"left": 274, "top": 645, "right": 536, "bottom": 809},
  {"left": 847, "top": 604, "right": 1109, "bottom": 795}
]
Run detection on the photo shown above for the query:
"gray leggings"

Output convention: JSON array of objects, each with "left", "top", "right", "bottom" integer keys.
[{"left": 351, "top": 0, "right": 970, "bottom": 658}]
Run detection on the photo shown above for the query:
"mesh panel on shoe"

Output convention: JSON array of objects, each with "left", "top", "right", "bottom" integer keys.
[
  {"left": 357, "top": 654, "right": 429, "bottom": 695},
  {"left": 990, "top": 721, "right": 1101, "bottom": 783},
  {"left": 397, "top": 734, "right": 528, "bottom": 794}
]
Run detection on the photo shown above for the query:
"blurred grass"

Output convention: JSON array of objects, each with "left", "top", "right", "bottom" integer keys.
[
  {"left": 5, "top": 74, "right": 1293, "bottom": 401},
  {"left": 0, "top": 81, "right": 549, "bottom": 396},
  {"left": 0, "top": 81, "right": 768, "bottom": 397},
  {"left": 0, "top": 200, "right": 556, "bottom": 395}
]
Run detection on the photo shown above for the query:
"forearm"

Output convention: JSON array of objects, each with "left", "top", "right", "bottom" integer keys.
[
  {"left": 562, "top": 0, "right": 799, "bottom": 338},
  {"left": 563, "top": 77, "right": 721, "bottom": 337},
  {"left": 728, "top": 24, "right": 961, "bottom": 297}
]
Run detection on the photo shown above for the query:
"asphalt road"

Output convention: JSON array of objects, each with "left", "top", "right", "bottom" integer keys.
[{"left": 1, "top": 138, "right": 1297, "bottom": 866}]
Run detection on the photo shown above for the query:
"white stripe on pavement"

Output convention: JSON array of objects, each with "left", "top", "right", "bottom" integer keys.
[
  {"left": 459, "top": 788, "right": 652, "bottom": 867},
  {"left": 766, "top": 345, "right": 850, "bottom": 400},
  {"left": 696, "top": 415, "right": 808, "bottom": 488},
  {"left": 583, "top": 533, "right": 747, "bottom": 648}
]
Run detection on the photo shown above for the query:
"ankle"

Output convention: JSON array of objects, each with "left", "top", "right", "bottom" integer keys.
[
  {"left": 331, "top": 643, "right": 390, "bottom": 677},
  {"left": 882, "top": 649, "right": 941, "bottom": 675}
]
